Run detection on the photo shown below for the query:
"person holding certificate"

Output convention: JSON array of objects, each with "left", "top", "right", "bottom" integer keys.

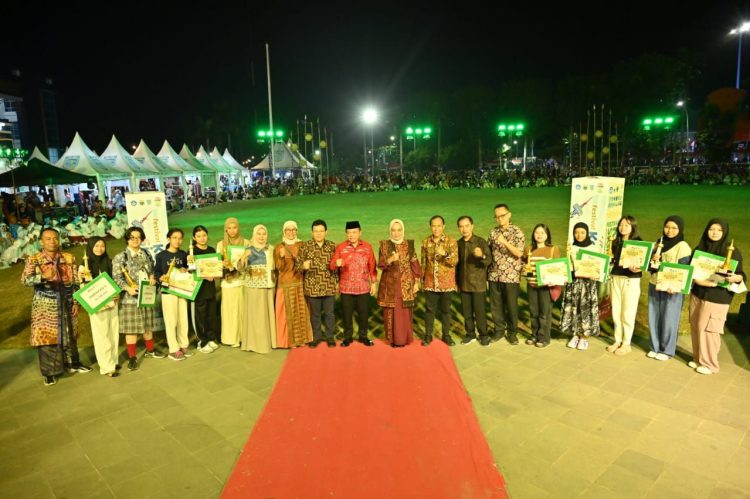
[
  {"left": 647, "top": 216, "right": 691, "bottom": 361},
  {"left": 216, "top": 218, "right": 250, "bottom": 347},
  {"left": 155, "top": 229, "right": 192, "bottom": 361},
  {"left": 79, "top": 237, "right": 120, "bottom": 377},
  {"left": 190, "top": 226, "right": 220, "bottom": 354},
  {"left": 606, "top": 215, "right": 643, "bottom": 356},
  {"left": 689, "top": 219, "right": 745, "bottom": 375},
  {"left": 112, "top": 227, "right": 165, "bottom": 371},
  {"left": 561, "top": 223, "right": 599, "bottom": 351},
  {"left": 523, "top": 224, "right": 561, "bottom": 348},
  {"left": 238, "top": 225, "right": 277, "bottom": 353}
]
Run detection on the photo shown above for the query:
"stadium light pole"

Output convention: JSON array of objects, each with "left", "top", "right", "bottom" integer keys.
[
  {"left": 362, "top": 108, "right": 378, "bottom": 179},
  {"left": 729, "top": 22, "right": 750, "bottom": 88},
  {"left": 676, "top": 101, "right": 690, "bottom": 154}
]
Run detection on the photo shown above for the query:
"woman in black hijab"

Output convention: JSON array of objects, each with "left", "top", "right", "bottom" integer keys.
[
  {"left": 560, "top": 223, "right": 600, "bottom": 351},
  {"left": 688, "top": 219, "right": 745, "bottom": 375}
]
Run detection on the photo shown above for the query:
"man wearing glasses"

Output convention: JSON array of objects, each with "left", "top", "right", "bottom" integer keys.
[{"left": 487, "top": 204, "right": 525, "bottom": 345}]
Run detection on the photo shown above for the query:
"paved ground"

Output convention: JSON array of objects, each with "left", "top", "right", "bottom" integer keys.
[{"left": 1, "top": 323, "right": 749, "bottom": 498}]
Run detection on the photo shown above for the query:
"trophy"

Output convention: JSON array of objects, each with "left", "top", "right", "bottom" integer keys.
[
  {"left": 162, "top": 257, "right": 177, "bottom": 287},
  {"left": 717, "top": 239, "right": 735, "bottom": 276},
  {"left": 650, "top": 236, "right": 664, "bottom": 271},
  {"left": 81, "top": 253, "right": 93, "bottom": 282},
  {"left": 187, "top": 243, "right": 196, "bottom": 271},
  {"left": 607, "top": 235, "right": 615, "bottom": 260},
  {"left": 122, "top": 267, "right": 137, "bottom": 291},
  {"left": 524, "top": 247, "right": 534, "bottom": 277},
  {"left": 33, "top": 264, "right": 43, "bottom": 284}
]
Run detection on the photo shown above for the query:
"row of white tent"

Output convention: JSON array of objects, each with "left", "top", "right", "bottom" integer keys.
[{"left": 34, "top": 133, "right": 251, "bottom": 202}]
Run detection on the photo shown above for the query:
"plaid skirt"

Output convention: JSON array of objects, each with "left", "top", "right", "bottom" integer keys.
[{"left": 118, "top": 301, "right": 154, "bottom": 335}]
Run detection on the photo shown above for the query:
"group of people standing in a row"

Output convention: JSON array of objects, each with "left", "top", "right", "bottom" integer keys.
[{"left": 21, "top": 204, "right": 744, "bottom": 386}]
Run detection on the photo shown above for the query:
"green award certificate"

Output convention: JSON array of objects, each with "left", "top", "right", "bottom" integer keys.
[
  {"left": 227, "top": 245, "right": 247, "bottom": 269},
  {"left": 620, "top": 240, "right": 654, "bottom": 272},
  {"left": 536, "top": 258, "right": 572, "bottom": 286},
  {"left": 73, "top": 272, "right": 121, "bottom": 314},
  {"left": 163, "top": 269, "right": 203, "bottom": 300},
  {"left": 138, "top": 280, "right": 158, "bottom": 307},
  {"left": 690, "top": 250, "right": 738, "bottom": 288},
  {"left": 656, "top": 263, "right": 694, "bottom": 294},
  {"left": 575, "top": 249, "right": 610, "bottom": 282},
  {"left": 194, "top": 253, "right": 223, "bottom": 279}
]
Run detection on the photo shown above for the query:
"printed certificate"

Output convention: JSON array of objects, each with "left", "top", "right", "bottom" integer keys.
[
  {"left": 536, "top": 258, "right": 572, "bottom": 286},
  {"left": 656, "top": 263, "right": 694, "bottom": 294},
  {"left": 138, "top": 280, "right": 158, "bottom": 307},
  {"left": 575, "top": 249, "right": 610, "bottom": 282},
  {"left": 163, "top": 269, "right": 202, "bottom": 300},
  {"left": 620, "top": 240, "right": 654, "bottom": 271},
  {"left": 227, "top": 245, "right": 247, "bottom": 270},
  {"left": 691, "top": 250, "right": 737, "bottom": 288},
  {"left": 73, "top": 272, "right": 121, "bottom": 314},
  {"left": 194, "top": 253, "right": 223, "bottom": 279}
]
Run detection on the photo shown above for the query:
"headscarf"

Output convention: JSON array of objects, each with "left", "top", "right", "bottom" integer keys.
[
  {"left": 572, "top": 222, "right": 593, "bottom": 247},
  {"left": 660, "top": 215, "right": 685, "bottom": 254},
  {"left": 695, "top": 218, "right": 730, "bottom": 256},
  {"left": 282, "top": 220, "right": 300, "bottom": 245},
  {"left": 86, "top": 236, "right": 111, "bottom": 277},
  {"left": 389, "top": 219, "right": 405, "bottom": 245},
  {"left": 251, "top": 224, "right": 269, "bottom": 249},
  {"left": 223, "top": 217, "right": 243, "bottom": 250},
  {"left": 249, "top": 224, "right": 269, "bottom": 265}
]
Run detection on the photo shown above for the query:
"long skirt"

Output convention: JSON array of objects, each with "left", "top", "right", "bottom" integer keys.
[
  {"left": 89, "top": 304, "right": 119, "bottom": 374},
  {"left": 221, "top": 286, "right": 244, "bottom": 346},
  {"left": 275, "top": 282, "right": 313, "bottom": 348},
  {"left": 241, "top": 287, "right": 277, "bottom": 353},
  {"left": 119, "top": 300, "right": 154, "bottom": 335},
  {"left": 560, "top": 278, "right": 599, "bottom": 337},
  {"left": 383, "top": 292, "right": 414, "bottom": 346},
  {"left": 689, "top": 294, "right": 728, "bottom": 373},
  {"left": 647, "top": 284, "right": 684, "bottom": 357}
]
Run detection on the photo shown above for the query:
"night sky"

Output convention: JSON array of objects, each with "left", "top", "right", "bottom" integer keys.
[{"left": 6, "top": 1, "right": 750, "bottom": 159}]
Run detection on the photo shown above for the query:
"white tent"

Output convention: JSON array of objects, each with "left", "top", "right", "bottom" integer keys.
[
  {"left": 132, "top": 140, "right": 183, "bottom": 178},
  {"left": 29, "top": 146, "right": 51, "bottom": 163},
  {"left": 56, "top": 132, "right": 132, "bottom": 200},
  {"left": 215, "top": 147, "right": 248, "bottom": 186},
  {"left": 156, "top": 141, "right": 203, "bottom": 202},
  {"left": 179, "top": 145, "right": 217, "bottom": 188},
  {"left": 253, "top": 142, "right": 316, "bottom": 177},
  {"left": 100, "top": 135, "right": 158, "bottom": 191}
]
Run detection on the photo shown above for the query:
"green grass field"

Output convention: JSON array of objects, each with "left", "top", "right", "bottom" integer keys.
[{"left": 1, "top": 184, "right": 748, "bottom": 348}]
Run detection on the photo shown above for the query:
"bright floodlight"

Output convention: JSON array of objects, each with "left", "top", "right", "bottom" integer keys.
[
  {"left": 730, "top": 22, "right": 750, "bottom": 35},
  {"left": 362, "top": 108, "right": 378, "bottom": 124},
  {"left": 677, "top": 101, "right": 685, "bottom": 107}
]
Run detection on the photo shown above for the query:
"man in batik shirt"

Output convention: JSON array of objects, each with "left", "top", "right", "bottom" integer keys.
[{"left": 421, "top": 215, "right": 458, "bottom": 346}]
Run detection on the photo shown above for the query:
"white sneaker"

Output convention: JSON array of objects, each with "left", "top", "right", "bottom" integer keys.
[
  {"left": 567, "top": 337, "right": 579, "bottom": 348},
  {"left": 647, "top": 351, "right": 658, "bottom": 359},
  {"left": 208, "top": 341, "right": 220, "bottom": 351},
  {"left": 654, "top": 353, "right": 670, "bottom": 361},
  {"left": 577, "top": 339, "right": 589, "bottom": 351},
  {"left": 696, "top": 366, "right": 713, "bottom": 375},
  {"left": 688, "top": 361, "right": 698, "bottom": 369},
  {"left": 199, "top": 344, "right": 214, "bottom": 354}
]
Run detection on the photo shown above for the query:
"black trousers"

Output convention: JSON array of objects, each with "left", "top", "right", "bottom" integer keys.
[
  {"left": 341, "top": 293, "right": 370, "bottom": 340},
  {"left": 460, "top": 291, "right": 488, "bottom": 339},
  {"left": 488, "top": 281, "right": 520, "bottom": 339},
  {"left": 527, "top": 286, "right": 552, "bottom": 344},
  {"left": 424, "top": 291, "right": 452, "bottom": 339},
  {"left": 192, "top": 297, "right": 218, "bottom": 346},
  {"left": 307, "top": 295, "right": 336, "bottom": 341}
]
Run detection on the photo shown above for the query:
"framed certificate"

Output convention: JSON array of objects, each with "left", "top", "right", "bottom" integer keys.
[
  {"left": 138, "top": 280, "right": 158, "bottom": 307},
  {"left": 536, "top": 258, "right": 572, "bottom": 286},
  {"left": 227, "top": 245, "right": 247, "bottom": 269},
  {"left": 575, "top": 249, "right": 610, "bottom": 282},
  {"left": 73, "top": 272, "right": 122, "bottom": 314},
  {"left": 691, "top": 250, "right": 738, "bottom": 288},
  {"left": 163, "top": 270, "right": 203, "bottom": 300},
  {"left": 620, "top": 240, "right": 654, "bottom": 272},
  {"left": 656, "top": 263, "right": 694, "bottom": 294},
  {"left": 194, "top": 253, "right": 223, "bottom": 279}
]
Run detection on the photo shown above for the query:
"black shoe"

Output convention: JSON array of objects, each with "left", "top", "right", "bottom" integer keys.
[
  {"left": 308, "top": 340, "right": 321, "bottom": 348},
  {"left": 115, "top": 364, "right": 122, "bottom": 371},
  {"left": 341, "top": 339, "right": 353, "bottom": 347},
  {"left": 507, "top": 335, "right": 519, "bottom": 345},
  {"left": 68, "top": 364, "right": 92, "bottom": 373},
  {"left": 489, "top": 333, "right": 503, "bottom": 343},
  {"left": 326, "top": 339, "right": 336, "bottom": 348},
  {"left": 479, "top": 336, "right": 491, "bottom": 346},
  {"left": 43, "top": 375, "right": 57, "bottom": 386},
  {"left": 358, "top": 338, "right": 374, "bottom": 346},
  {"left": 461, "top": 336, "right": 476, "bottom": 345},
  {"left": 442, "top": 336, "right": 455, "bottom": 346},
  {"left": 106, "top": 372, "right": 121, "bottom": 378},
  {"left": 525, "top": 338, "right": 536, "bottom": 345},
  {"left": 127, "top": 357, "right": 138, "bottom": 371},
  {"left": 144, "top": 349, "right": 166, "bottom": 359}
]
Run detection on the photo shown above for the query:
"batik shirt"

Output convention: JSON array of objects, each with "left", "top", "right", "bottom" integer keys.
[
  {"left": 294, "top": 240, "right": 339, "bottom": 297},
  {"left": 487, "top": 224, "right": 525, "bottom": 284},
  {"left": 421, "top": 234, "right": 458, "bottom": 292}
]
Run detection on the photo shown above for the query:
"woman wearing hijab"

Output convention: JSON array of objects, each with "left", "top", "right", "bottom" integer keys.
[
  {"left": 560, "top": 223, "right": 600, "bottom": 351},
  {"left": 216, "top": 217, "right": 250, "bottom": 347},
  {"left": 274, "top": 221, "right": 313, "bottom": 348},
  {"left": 647, "top": 216, "right": 691, "bottom": 361},
  {"left": 689, "top": 219, "right": 745, "bottom": 374},
  {"left": 377, "top": 219, "right": 421, "bottom": 347},
  {"left": 79, "top": 237, "right": 120, "bottom": 377},
  {"left": 237, "top": 224, "right": 276, "bottom": 353},
  {"left": 606, "top": 215, "right": 643, "bottom": 356}
]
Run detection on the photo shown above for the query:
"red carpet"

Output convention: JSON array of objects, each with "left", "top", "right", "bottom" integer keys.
[{"left": 222, "top": 340, "right": 507, "bottom": 499}]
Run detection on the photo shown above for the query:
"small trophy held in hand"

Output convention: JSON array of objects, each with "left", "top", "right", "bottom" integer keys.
[
  {"left": 81, "top": 253, "right": 93, "bottom": 282},
  {"left": 717, "top": 239, "right": 735, "bottom": 276},
  {"left": 650, "top": 236, "right": 664, "bottom": 271},
  {"left": 524, "top": 247, "right": 534, "bottom": 277},
  {"left": 162, "top": 257, "right": 176, "bottom": 287},
  {"left": 122, "top": 267, "right": 137, "bottom": 293},
  {"left": 187, "top": 243, "right": 196, "bottom": 272}
]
